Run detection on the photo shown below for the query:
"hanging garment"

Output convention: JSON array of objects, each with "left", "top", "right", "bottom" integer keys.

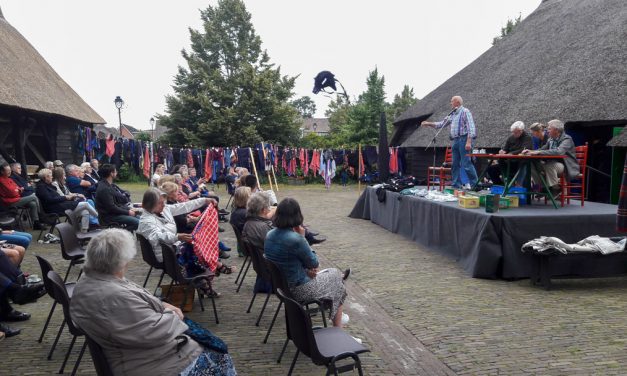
[
  {"left": 205, "top": 149, "right": 213, "bottom": 179},
  {"left": 187, "top": 149, "right": 194, "bottom": 168},
  {"left": 364, "top": 146, "right": 378, "bottom": 167},
  {"left": 112, "top": 140, "right": 123, "bottom": 168},
  {"left": 192, "top": 206, "right": 219, "bottom": 272},
  {"left": 143, "top": 145, "right": 151, "bottom": 178},
  {"left": 105, "top": 135, "right": 115, "bottom": 158},
  {"left": 166, "top": 149, "right": 174, "bottom": 171},
  {"left": 358, "top": 148, "right": 365, "bottom": 177},
  {"left": 389, "top": 147, "right": 398, "bottom": 174},
  {"left": 303, "top": 148, "right": 309, "bottom": 176}
]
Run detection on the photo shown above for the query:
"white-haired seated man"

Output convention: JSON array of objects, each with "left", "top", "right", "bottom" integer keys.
[
  {"left": 522, "top": 119, "right": 579, "bottom": 197},
  {"left": 487, "top": 121, "right": 533, "bottom": 186},
  {"left": 70, "top": 229, "right": 236, "bottom": 376}
]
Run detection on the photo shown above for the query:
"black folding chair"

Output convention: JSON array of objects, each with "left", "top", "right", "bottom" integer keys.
[
  {"left": 231, "top": 224, "right": 252, "bottom": 292},
  {"left": 243, "top": 240, "right": 274, "bottom": 327},
  {"left": 265, "top": 257, "right": 328, "bottom": 361},
  {"left": 47, "top": 270, "right": 87, "bottom": 376},
  {"left": 64, "top": 209, "right": 102, "bottom": 242},
  {"left": 277, "top": 289, "right": 369, "bottom": 376},
  {"left": 160, "top": 242, "right": 219, "bottom": 324},
  {"left": 85, "top": 335, "right": 114, "bottom": 376},
  {"left": 136, "top": 233, "right": 166, "bottom": 294},
  {"left": 55, "top": 222, "right": 86, "bottom": 282}
]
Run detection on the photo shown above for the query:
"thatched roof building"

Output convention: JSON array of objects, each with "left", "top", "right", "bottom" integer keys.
[
  {"left": 392, "top": 0, "right": 627, "bottom": 149},
  {"left": 0, "top": 6, "right": 104, "bottom": 168},
  {"left": 391, "top": 0, "right": 626, "bottom": 203}
]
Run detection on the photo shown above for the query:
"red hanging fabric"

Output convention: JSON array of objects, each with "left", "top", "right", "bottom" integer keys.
[
  {"left": 105, "top": 135, "right": 115, "bottom": 157},
  {"left": 186, "top": 149, "right": 194, "bottom": 167},
  {"left": 304, "top": 149, "right": 309, "bottom": 176},
  {"left": 192, "top": 206, "right": 219, "bottom": 272},
  {"left": 143, "top": 145, "right": 150, "bottom": 178},
  {"left": 359, "top": 148, "right": 365, "bottom": 177}
]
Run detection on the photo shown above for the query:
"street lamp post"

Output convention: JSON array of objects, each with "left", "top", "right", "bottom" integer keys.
[
  {"left": 150, "top": 117, "right": 155, "bottom": 141},
  {"left": 114, "top": 96, "right": 124, "bottom": 136},
  {"left": 313, "top": 122, "right": 318, "bottom": 135}
]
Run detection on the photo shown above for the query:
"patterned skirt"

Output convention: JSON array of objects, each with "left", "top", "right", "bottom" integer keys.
[
  {"left": 179, "top": 350, "right": 237, "bottom": 376},
  {"left": 291, "top": 268, "right": 347, "bottom": 321}
]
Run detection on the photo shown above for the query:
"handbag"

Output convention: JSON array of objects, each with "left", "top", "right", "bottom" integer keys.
[{"left": 182, "top": 317, "right": 228, "bottom": 354}]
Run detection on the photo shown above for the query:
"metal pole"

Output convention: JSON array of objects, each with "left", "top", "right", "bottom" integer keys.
[{"left": 118, "top": 108, "right": 122, "bottom": 136}]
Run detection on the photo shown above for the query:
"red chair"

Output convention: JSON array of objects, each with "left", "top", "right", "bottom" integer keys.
[
  {"left": 427, "top": 147, "right": 453, "bottom": 191},
  {"left": 560, "top": 143, "right": 588, "bottom": 206}
]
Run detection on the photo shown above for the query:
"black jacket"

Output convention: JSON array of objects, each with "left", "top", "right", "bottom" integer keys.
[
  {"left": 502, "top": 131, "right": 533, "bottom": 155},
  {"left": 35, "top": 182, "right": 78, "bottom": 215},
  {"left": 95, "top": 180, "right": 130, "bottom": 222},
  {"left": 10, "top": 173, "right": 35, "bottom": 197}
]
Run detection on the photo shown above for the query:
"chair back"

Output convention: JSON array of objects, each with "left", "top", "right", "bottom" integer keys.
[
  {"left": 575, "top": 143, "right": 588, "bottom": 177},
  {"left": 276, "top": 288, "right": 317, "bottom": 359},
  {"left": 85, "top": 335, "right": 114, "bottom": 376},
  {"left": 230, "top": 224, "right": 249, "bottom": 257},
  {"left": 244, "top": 239, "right": 271, "bottom": 283},
  {"left": 443, "top": 146, "right": 453, "bottom": 165},
  {"left": 36, "top": 255, "right": 57, "bottom": 300},
  {"left": 137, "top": 233, "right": 163, "bottom": 269},
  {"left": 160, "top": 241, "right": 184, "bottom": 283},
  {"left": 56, "top": 222, "right": 85, "bottom": 260},
  {"left": 64, "top": 209, "right": 75, "bottom": 227},
  {"left": 47, "top": 270, "right": 83, "bottom": 336},
  {"left": 264, "top": 256, "right": 292, "bottom": 298}
]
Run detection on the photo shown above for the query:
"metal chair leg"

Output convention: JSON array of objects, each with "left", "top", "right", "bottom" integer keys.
[
  {"left": 246, "top": 292, "right": 257, "bottom": 313},
  {"left": 39, "top": 301, "right": 58, "bottom": 343},
  {"left": 264, "top": 300, "right": 282, "bottom": 343},
  {"left": 255, "top": 292, "right": 271, "bottom": 326},
  {"left": 71, "top": 340, "right": 87, "bottom": 376},
  {"left": 59, "top": 334, "right": 77, "bottom": 374},
  {"left": 48, "top": 319, "right": 66, "bottom": 360},
  {"left": 143, "top": 266, "right": 153, "bottom": 288},
  {"left": 154, "top": 270, "right": 165, "bottom": 295},
  {"left": 277, "top": 337, "right": 289, "bottom": 363},
  {"left": 288, "top": 349, "right": 300, "bottom": 376},
  {"left": 196, "top": 288, "right": 205, "bottom": 312},
  {"left": 211, "top": 294, "right": 219, "bottom": 324},
  {"left": 236, "top": 258, "right": 251, "bottom": 293},
  {"left": 63, "top": 262, "right": 74, "bottom": 283},
  {"left": 234, "top": 256, "right": 248, "bottom": 284}
]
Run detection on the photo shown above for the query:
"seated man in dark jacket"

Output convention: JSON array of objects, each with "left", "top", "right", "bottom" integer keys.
[
  {"left": 95, "top": 164, "right": 139, "bottom": 231},
  {"left": 9, "top": 163, "right": 35, "bottom": 197},
  {"left": 487, "top": 121, "right": 533, "bottom": 185}
]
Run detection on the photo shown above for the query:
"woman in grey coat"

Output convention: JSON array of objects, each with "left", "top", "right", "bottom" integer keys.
[{"left": 70, "top": 229, "right": 236, "bottom": 376}]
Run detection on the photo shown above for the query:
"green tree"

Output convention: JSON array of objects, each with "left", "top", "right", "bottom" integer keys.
[
  {"left": 492, "top": 14, "right": 522, "bottom": 45},
  {"left": 158, "top": 0, "right": 300, "bottom": 146},
  {"left": 290, "top": 96, "right": 317, "bottom": 118},
  {"left": 347, "top": 67, "right": 387, "bottom": 145},
  {"left": 387, "top": 85, "right": 419, "bottom": 133},
  {"left": 134, "top": 132, "right": 152, "bottom": 142}
]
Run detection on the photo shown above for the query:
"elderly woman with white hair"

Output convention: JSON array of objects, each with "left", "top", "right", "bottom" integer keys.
[
  {"left": 35, "top": 168, "right": 99, "bottom": 233},
  {"left": 487, "top": 121, "right": 533, "bottom": 186},
  {"left": 70, "top": 229, "right": 236, "bottom": 376}
]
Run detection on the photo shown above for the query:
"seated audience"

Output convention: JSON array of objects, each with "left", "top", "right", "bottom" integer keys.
[
  {"left": 487, "top": 121, "right": 533, "bottom": 186},
  {"left": 35, "top": 168, "right": 99, "bottom": 233},
  {"left": 229, "top": 187, "right": 252, "bottom": 235},
  {"left": 0, "top": 251, "right": 46, "bottom": 338},
  {"left": 9, "top": 163, "right": 35, "bottom": 197},
  {"left": 0, "top": 163, "right": 45, "bottom": 230},
  {"left": 151, "top": 164, "right": 166, "bottom": 187},
  {"left": 95, "top": 164, "right": 139, "bottom": 231},
  {"left": 522, "top": 119, "right": 580, "bottom": 197},
  {"left": 242, "top": 192, "right": 273, "bottom": 251},
  {"left": 43, "top": 161, "right": 54, "bottom": 170},
  {"left": 1, "top": 243, "right": 25, "bottom": 267},
  {"left": 81, "top": 161, "right": 99, "bottom": 185},
  {"left": 66, "top": 164, "right": 96, "bottom": 199},
  {"left": 0, "top": 228, "right": 32, "bottom": 249},
  {"left": 176, "top": 173, "right": 201, "bottom": 200},
  {"left": 70, "top": 229, "right": 236, "bottom": 375},
  {"left": 89, "top": 159, "right": 101, "bottom": 180},
  {"left": 53, "top": 160, "right": 64, "bottom": 169},
  {"left": 265, "top": 198, "right": 349, "bottom": 327}
]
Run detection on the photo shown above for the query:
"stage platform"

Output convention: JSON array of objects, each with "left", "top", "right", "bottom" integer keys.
[{"left": 349, "top": 186, "right": 623, "bottom": 279}]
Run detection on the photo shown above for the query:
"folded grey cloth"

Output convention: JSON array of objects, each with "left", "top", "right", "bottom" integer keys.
[{"left": 522, "top": 235, "right": 626, "bottom": 255}]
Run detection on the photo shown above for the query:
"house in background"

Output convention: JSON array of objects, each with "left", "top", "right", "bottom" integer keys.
[
  {"left": 0, "top": 6, "right": 105, "bottom": 168},
  {"left": 301, "top": 118, "right": 330, "bottom": 137},
  {"left": 391, "top": 0, "right": 627, "bottom": 203}
]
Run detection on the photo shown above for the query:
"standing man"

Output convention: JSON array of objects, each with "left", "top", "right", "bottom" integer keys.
[
  {"left": 421, "top": 96, "right": 478, "bottom": 189},
  {"left": 522, "top": 119, "right": 579, "bottom": 197}
]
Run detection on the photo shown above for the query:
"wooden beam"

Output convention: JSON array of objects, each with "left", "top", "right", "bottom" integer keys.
[{"left": 25, "top": 139, "right": 46, "bottom": 166}]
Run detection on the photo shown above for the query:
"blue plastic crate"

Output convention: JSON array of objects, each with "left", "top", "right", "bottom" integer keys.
[{"left": 490, "top": 185, "right": 505, "bottom": 195}]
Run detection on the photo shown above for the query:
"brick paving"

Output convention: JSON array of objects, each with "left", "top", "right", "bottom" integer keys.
[{"left": 3, "top": 183, "right": 627, "bottom": 375}]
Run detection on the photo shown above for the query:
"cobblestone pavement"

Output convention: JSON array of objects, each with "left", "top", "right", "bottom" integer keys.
[{"left": 3, "top": 184, "right": 627, "bottom": 375}]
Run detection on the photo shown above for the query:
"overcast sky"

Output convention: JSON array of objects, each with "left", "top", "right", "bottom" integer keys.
[{"left": 2, "top": 0, "right": 540, "bottom": 131}]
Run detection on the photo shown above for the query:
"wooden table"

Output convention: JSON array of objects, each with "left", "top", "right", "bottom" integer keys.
[{"left": 469, "top": 154, "right": 566, "bottom": 209}]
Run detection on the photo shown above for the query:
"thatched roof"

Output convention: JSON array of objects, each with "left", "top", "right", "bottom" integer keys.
[
  {"left": 0, "top": 8, "right": 105, "bottom": 124},
  {"left": 394, "top": 0, "right": 627, "bottom": 148}
]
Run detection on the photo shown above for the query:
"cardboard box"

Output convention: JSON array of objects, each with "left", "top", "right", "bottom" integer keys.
[
  {"left": 485, "top": 194, "right": 500, "bottom": 213},
  {"left": 505, "top": 195, "right": 519, "bottom": 208},
  {"left": 459, "top": 196, "right": 480, "bottom": 208}
]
